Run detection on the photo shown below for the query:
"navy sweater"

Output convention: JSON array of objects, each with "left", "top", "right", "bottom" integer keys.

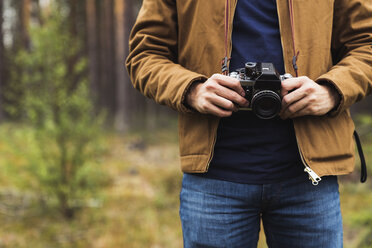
[{"left": 199, "top": 0, "right": 303, "bottom": 184}]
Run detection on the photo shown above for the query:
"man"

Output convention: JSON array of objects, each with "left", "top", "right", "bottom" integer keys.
[{"left": 126, "top": 0, "right": 372, "bottom": 247}]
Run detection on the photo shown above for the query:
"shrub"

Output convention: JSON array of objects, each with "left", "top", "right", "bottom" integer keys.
[{"left": 6, "top": 7, "right": 107, "bottom": 219}]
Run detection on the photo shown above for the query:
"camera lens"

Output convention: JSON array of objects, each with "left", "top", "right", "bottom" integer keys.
[{"left": 251, "top": 90, "right": 281, "bottom": 119}]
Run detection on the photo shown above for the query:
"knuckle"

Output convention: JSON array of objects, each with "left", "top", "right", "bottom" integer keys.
[
  {"left": 236, "top": 91, "right": 245, "bottom": 100},
  {"left": 200, "top": 101, "right": 209, "bottom": 110},
  {"left": 232, "top": 80, "right": 240, "bottom": 87},
  {"left": 282, "top": 79, "right": 290, "bottom": 86},
  {"left": 231, "top": 93, "right": 240, "bottom": 102},
  {"left": 211, "top": 74, "right": 220, "bottom": 79},
  {"left": 309, "top": 105, "right": 317, "bottom": 113},
  {"left": 222, "top": 111, "right": 233, "bottom": 117},
  {"left": 309, "top": 95, "right": 317, "bottom": 103},
  {"left": 228, "top": 102, "right": 235, "bottom": 110},
  {"left": 204, "top": 94, "right": 212, "bottom": 101},
  {"left": 288, "top": 105, "right": 296, "bottom": 114},
  {"left": 205, "top": 83, "right": 216, "bottom": 91},
  {"left": 240, "top": 98, "right": 248, "bottom": 106},
  {"left": 300, "top": 76, "right": 309, "bottom": 81},
  {"left": 282, "top": 96, "right": 289, "bottom": 105},
  {"left": 305, "top": 86, "right": 314, "bottom": 94}
]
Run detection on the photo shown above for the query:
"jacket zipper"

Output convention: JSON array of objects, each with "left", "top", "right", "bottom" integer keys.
[
  {"left": 206, "top": 124, "right": 218, "bottom": 171},
  {"left": 295, "top": 136, "right": 322, "bottom": 185},
  {"left": 207, "top": 0, "right": 238, "bottom": 171},
  {"left": 276, "top": 0, "right": 321, "bottom": 185},
  {"left": 210, "top": 0, "right": 321, "bottom": 185}
]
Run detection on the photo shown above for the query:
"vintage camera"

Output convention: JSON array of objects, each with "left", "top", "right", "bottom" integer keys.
[{"left": 229, "top": 62, "right": 292, "bottom": 119}]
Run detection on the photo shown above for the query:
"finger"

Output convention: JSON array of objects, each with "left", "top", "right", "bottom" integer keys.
[
  {"left": 203, "top": 102, "right": 233, "bottom": 117},
  {"left": 281, "top": 77, "right": 305, "bottom": 97},
  {"left": 213, "top": 84, "right": 249, "bottom": 107},
  {"left": 209, "top": 95, "right": 238, "bottom": 111},
  {"left": 280, "top": 97, "right": 309, "bottom": 119},
  {"left": 287, "top": 106, "right": 317, "bottom": 119},
  {"left": 281, "top": 87, "right": 309, "bottom": 110},
  {"left": 211, "top": 74, "right": 245, "bottom": 97}
]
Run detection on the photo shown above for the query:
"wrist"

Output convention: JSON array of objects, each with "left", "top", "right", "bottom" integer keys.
[
  {"left": 319, "top": 81, "right": 341, "bottom": 112},
  {"left": 185, "top": 80, "right": 204, "bottom": 110}
]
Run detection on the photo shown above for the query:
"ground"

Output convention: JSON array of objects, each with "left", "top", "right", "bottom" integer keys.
[{"left": 0, "top": 126, "right": 371, "bottom": 247}]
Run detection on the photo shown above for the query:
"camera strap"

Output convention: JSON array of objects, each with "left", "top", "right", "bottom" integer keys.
[
  {"left": 221, "top": 0, "right": 231, "bottom": 75},
  {"left": 221, "top": 0, "right": 300, "bottom": 76},
  {"left": 354, "top": 130, "right": 367, "bottom": 183},
  {"left": 221, "top": 0, "right": 367, "bottom": 183},
  {"left": 288, "top": 0, "right": 368, "bottom": 182},
  {"left": 288, "top": 0, "right": 300, "bottom": 77}
]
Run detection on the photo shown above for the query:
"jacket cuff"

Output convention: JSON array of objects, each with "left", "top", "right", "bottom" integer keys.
[
  {"left": 315, "top": 77, "right": 344, "bottom": 117},
  {"left": 179, "top": 76, "right": 208, "bottom": 114}
]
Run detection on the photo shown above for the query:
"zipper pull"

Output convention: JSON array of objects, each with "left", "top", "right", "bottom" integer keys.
[{"left": 304, "top": 167, "right": 321, "bottom": 185}]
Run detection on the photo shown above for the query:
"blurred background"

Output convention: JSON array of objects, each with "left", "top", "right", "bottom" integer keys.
[{"left": 0, "top": 0, "right": 371, "bottom": 247}]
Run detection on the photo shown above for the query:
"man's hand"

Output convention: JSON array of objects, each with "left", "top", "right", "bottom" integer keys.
[
  {"left": 186, "top": 74, "right": 249, "bottom": 117},
  {"left": 280, "top": 76, "right": 340, "bottom": 119}
]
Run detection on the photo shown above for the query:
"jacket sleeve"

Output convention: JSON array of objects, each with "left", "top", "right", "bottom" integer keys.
[
  {"left": 316, "top": 0, "right": 372, "bottom": 116},
  {"left": 125, "top": 0, "right": 208, "bottom": 113}
]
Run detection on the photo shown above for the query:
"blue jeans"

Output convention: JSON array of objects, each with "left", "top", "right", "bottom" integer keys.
[{"left": 180, "top": 173, "right": 342, "bottom": 248}]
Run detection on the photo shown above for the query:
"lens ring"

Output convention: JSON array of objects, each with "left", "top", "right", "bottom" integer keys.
[{"left": 251, "top": 90, "right": 281, "bottom": 119}]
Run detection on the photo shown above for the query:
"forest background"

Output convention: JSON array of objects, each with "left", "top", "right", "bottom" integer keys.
[{"left": 0, "top": 0, "right": 371, "bottom": 247}]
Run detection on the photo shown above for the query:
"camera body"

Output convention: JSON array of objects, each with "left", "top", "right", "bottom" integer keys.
[{"left": 229, "top": 62, "right": 292, "bottom": 119}]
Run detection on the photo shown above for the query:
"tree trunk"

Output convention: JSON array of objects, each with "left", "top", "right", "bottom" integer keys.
[
  {"left": 33, "top": 0, "right": 44, "bottom": 25},
  {"left": 65, "top": 0, "right": 84, "bottom": 93},
  {"left": 99, "top": 0, "right": 116, "bottom": 120},
  {"left": 121, "top": 0, "right": 149, "bottom": 129},
  {"left": 69, "top": 0, "right": 78, "bottom": 36},
  {"left": 86, "top": 0, "right": 100, "bottom": 102},
  {"left": 20, "top": 0, "right": 31, "bottom": 50},
  {"left": 5, "top": 0, "right": 31, "bottom": 120},
  {"left": 0, "top": 0, "right": 4, "bottom": 121},
  {"left": 114, "top": 0, "right": 132, "bottom": 132}
]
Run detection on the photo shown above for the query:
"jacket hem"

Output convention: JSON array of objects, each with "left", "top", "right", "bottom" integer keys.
[{"left": 180, "top": 154, "right": 210, "bottom": 173}]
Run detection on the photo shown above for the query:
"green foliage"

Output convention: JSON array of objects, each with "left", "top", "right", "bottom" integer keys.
[
  {"left": 355, "top": 114, "right": 372, "bottom": 140},
  {"left": 352, "top": 115, "right": 372, "bottom": 247},
  {"left": 351, "top": 208, "right": 372, "bottom": 247},
  {"left": 1, "top": 128, "right": 371, "bottom": 247},
  {"left": 4, "top": 8, "right": 108, "bottom": 219}
]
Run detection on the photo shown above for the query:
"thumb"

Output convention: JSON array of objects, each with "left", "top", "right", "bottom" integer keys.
[{"left": 281, "top": 78, "right": 303, "bottom": 97}]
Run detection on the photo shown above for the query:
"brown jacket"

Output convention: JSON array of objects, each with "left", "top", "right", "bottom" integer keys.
[{"left": 126, "top": 0, "right": 372, "bottom": 183}]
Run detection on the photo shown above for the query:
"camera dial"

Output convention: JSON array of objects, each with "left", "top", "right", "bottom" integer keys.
[{"left": 245, "top": 62, "right": 259, "bottom": 79}]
